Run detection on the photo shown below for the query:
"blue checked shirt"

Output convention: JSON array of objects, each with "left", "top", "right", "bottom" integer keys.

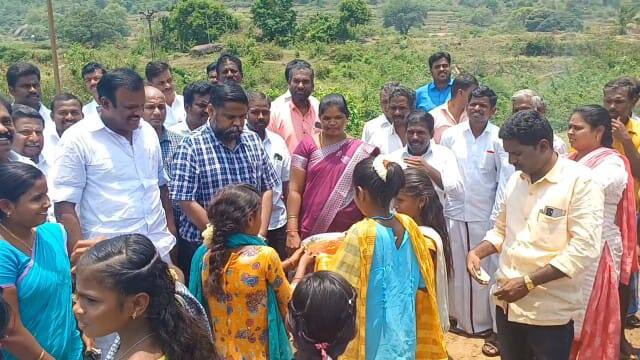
[
  {"left": 159, "top": 126, "right": 185, "bottom": 180},
  {"left": 170, "top": 125, "right": 279, "bottom": 242}
]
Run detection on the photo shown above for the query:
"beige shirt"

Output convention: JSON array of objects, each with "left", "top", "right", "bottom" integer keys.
[
  {"left": 485, "top": 156, "right": 604, "bottom": 326},
  {"left": 429, "top": 101, "right": 468, "bottom": 144}
]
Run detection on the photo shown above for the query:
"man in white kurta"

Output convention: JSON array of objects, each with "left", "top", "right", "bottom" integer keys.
[{"left": 440, "top": 86, "right": 514, "bottom": 337}]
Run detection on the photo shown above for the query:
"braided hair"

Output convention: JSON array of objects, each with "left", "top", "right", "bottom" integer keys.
[
  {"left": 76, "top": 234, "right": 216, "bottom": 360},
  {"left": 204, "top": 184, "right": 262, "bottom": 297},
  {"left": 287, "top": 271, "right": 357, "bottom": 359}
]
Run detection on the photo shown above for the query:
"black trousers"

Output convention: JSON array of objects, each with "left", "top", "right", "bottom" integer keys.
[
  {"left": 176, "top": 238, "right": 202, "bottom": 284},
  {"left": 496, "top": 306, "right": 574, "bottom": 360},
  {"left": 267, "top": 224, "right": 287, "bottom": 260}
]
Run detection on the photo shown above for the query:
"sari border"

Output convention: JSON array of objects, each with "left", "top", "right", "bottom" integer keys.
[
  {"left": 310, "top": 142, "right": 375, "bottom": 235},
  {"left": 308, "top": 138, "right": 350, "bottom": 168}
]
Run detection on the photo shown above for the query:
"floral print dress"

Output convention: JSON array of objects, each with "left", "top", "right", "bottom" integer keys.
[{"left": 203, "top": 245, "right": 292, "bottom": 359}]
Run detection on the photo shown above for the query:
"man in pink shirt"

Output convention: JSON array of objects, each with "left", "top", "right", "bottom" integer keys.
[
  {"left": 430, "top": 73, "right": 478, "bottom": 143},
  {"left": 268, "top": 62, "right": 319, "bottom": 152}
]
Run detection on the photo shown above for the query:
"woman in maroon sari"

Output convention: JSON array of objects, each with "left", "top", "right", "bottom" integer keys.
[{"left": 286, "top": 94, "right": 377, "bottom": 251}]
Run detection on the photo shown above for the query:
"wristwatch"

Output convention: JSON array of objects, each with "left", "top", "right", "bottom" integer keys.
[{"left": 524, "top": 275, "right": 536, "bottom": 291}]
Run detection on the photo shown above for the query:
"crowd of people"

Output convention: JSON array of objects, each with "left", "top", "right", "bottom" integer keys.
[{"left": 0, "top": 50, "right": 639, "bottom": 360}]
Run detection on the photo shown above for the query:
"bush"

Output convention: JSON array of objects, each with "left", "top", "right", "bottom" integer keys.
[
  {"left": 470, "top": 8, "right": 494, "bottom": 27},
  {"left": 251, "top": 0, "right": 297, "bottom": 46},
  {"left": 57, "top": 2, "right": 130, "bottom": 46},
  {"left": 519, "top": 36, "right": 560, "bottom": 56},
  {"left": 300, "top": 14, "right": 342, "bottom": 43},
  {"left": 524, "top": 9, "right": 583, "bottom": 32}
]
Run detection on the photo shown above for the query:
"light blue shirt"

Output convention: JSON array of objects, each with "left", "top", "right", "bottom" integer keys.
[{"left": 415, "top": 79, "right": 454, "bottom": 112}]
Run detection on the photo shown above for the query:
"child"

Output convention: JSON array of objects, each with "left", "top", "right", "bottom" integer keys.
[
  {"left": 74, "top": 234, "right": 215, "bottom": 360},
  {"left": 395, "top": 167, "right": 454, "bottom": 332},
  {"left": 190, "top": 184, "right": 300, "bottom": 359},
  {"left": 327, "top": 156, "right": 447, "bottom": 359},
  {"left": 287, "top": 271, "right": 357, "bottom": 360}
]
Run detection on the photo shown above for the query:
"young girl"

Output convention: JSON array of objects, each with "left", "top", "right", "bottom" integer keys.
[
  {"left": 327, "top": 156, "right": 447, "bottom": 359},
  {"left": 74, "top": 234, "right": 215, "bottom": 360},
  {"left": 287, "top": 271, "right": 357, "bottom": 360},
  {"left": 395, "top": 167, "right": 453, "bottom": 332},
  {"left": 190, "top": 184, "right": 297, "bottom": 359},
  {"left": 0, "top": 162, "right": 82, "bottom": 360}
]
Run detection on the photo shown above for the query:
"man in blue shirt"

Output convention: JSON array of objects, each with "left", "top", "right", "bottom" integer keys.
[{"left": 416, "top": 52, "right": 454, "bottom": 112}]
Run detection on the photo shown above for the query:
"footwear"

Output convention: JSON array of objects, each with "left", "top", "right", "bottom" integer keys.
[
  {"left": 626, "top": 315, "right": 640, "bottom": 329},
  {"left": 482, "top": 339, "right": 500, "bottom": 357}
]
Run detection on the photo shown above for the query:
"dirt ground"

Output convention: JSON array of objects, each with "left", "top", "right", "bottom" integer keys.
[{"left": 445, "top": 328, "right": 640, "bottom": 359}]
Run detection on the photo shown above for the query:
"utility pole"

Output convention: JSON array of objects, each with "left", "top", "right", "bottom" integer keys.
[
  {"left": 46, "top": 0, "right": 62, "bottom": 94},
  {"left": 140, "top": 10, "right": 158, "bottom": 60}
]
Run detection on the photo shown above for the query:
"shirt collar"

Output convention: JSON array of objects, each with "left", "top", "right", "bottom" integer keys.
[
  {"left": 402, "top": 141, "right": 433, "bottom": 158},
  {"left": 427, "top": 78, "right": 454, "bottom": 91},
  {"left": 159, "top": 126, "right": 170, "bottom": 143},
  {"left": 206, "top": 124, "right": 244, "bottom": 147},
  {"left": 462, "top": 120, "right": 491, "bottom": 136},
  {"left": 520, "top": 155, "right": 563, "bottom": 184}
]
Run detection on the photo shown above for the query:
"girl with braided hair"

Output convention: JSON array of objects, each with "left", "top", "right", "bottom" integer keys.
[
  {"left": 286, "top": 271, "right": 357, "bottom": 360},
  {"left": 189, "top": 184, "right": 304, "bottom": 359},
  {"left": 73, "top": 234, "right": 216, "bottom": 360}
]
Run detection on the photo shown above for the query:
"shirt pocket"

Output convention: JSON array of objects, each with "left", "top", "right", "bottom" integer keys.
[
  {"left": 478, "top": 151, "right": 496, "bottom": 173},
  {"left": 533, "top": 213, "right": 567, "bottom": 251}
]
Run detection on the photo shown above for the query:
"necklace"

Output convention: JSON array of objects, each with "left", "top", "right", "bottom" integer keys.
[
  {"left": 0, "top": 223, "right": 33, "bottom": 254},
  {"left": 370, "top": 213, "right": 394, "bottom": 221},
  {"left": 116, "top": 332, "right": 155, "bottom": 360},
  {"left": 319, "top": 132, "right": 324, "bottom": 148}
]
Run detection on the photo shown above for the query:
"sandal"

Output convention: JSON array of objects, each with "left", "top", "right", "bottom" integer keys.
[
  {"left": 482, "top": 339, "right": 500, "bottom": 357},
  {"left": 626, "top": 315, "right": 640, "bottom": 329}
]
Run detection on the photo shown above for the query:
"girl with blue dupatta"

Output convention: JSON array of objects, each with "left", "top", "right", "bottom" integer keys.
[
  {"left": 0, "top": 163, "right": 82, "bottom": 360},
  {"left": 191, "top": 184, "right": 302, "bottom": 359}
]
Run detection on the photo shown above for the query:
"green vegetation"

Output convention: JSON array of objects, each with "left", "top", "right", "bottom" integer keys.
[{"left": 0, "top": 0, "right": 639, "bottom": 137}]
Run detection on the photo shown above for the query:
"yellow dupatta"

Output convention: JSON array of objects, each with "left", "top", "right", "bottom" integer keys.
[{"left": 326, "top": 214, "right": 448, "bottom": 359}]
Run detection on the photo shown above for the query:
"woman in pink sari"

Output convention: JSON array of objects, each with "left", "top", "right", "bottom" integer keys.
[
  {"left": 286, "top": 94, "right": 377, "bottom": 251},
  {"left": 567, "top": 105, "right": 637, "bottom": 360}
]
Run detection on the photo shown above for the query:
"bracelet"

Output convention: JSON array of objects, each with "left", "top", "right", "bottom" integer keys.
[
  {"left": 286, "top": 229, "right": 299, "bottom": 233},
  {"left": 37, "top": 349, "right": 45, "bottom": 360},
  {"left": 287, "top": 215, "right": 299, "bottom": 219}
]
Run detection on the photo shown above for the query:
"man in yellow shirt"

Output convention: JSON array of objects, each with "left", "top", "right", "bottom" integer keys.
[{"left": 467, "top": 110, "right": 604, "bottom": 360}]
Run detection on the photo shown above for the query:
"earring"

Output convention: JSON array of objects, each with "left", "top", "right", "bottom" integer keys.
[{"left": 132, "top": 312, "right": 137, "bottom": 320}]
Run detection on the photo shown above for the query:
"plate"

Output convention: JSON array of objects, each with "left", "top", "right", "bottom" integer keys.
[{"left": 301, "top": 232, "right": 345, "bottom": 255}]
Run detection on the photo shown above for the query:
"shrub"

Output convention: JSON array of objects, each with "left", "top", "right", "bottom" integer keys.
[{"left": 251, "top": 0, "right": 297, "bottom": 46}]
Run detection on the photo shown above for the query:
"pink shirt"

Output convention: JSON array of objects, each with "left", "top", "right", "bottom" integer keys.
[
  {"left": 268, "top": 97, "right": 320, "bottom": 153},
  {"left": 429, "top": 102, "right": 468, "bottom": 144}
]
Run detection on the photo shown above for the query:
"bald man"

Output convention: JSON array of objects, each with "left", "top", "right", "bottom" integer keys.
[
  {"left": 511, "top": 89, "right": 568, "bottom": 154},
  {"left": 143, "top": 86, "right": 184, "bottom": 179}
]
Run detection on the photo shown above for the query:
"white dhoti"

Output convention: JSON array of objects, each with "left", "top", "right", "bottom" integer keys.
[{"left": 448, "top": 218, "right": 497, "bottom": 335}]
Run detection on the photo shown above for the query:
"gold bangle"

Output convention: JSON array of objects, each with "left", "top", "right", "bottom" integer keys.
[
  {"left": 287, "top": 215, "right": 298, "bottom": 219},
  {"left": 37, "top": 349, "right": 45, "bottom": 360},
  {"left": 285, "top": 229, "right": 299, "bottom": 233}
]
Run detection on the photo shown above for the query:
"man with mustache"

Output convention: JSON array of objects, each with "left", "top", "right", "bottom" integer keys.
[
  {"left": 268, "top": 61, "right": 319, "bottom": 152},
  {"left": 10, "top": 105, "right": 46, "bottom": 172},
  {"left": 6, "top": 63, "right": 52, "bottom": 127},
  {"left": 361, "top": 81, "right": 400, "bottom": 144},
  {"left": 430, "top": 73, "right": 478, "bottom": 143},
  {"left": 142, "top": 86, "right": 184, "bottom": 179},
  {"left": 170, "top": 83, "right": 278, "bottom": 273},
  {"left": 440, "top": 86, "right": 513, "bottom": 357},
  {"left": 0, "top": 98, "right": 32, "bottom": 165},
  {"left": 43, "top": 93, "right": 84, "bottom": 167},
  {"left": 146, "top": 61, "right": 187, "bottom": 128},
  {"left": 603, "top": 76, "right": 640, "bottom": 358},
  {"left": 416, "top": 52, "right": 454, "bottom": 112},
  {"left": 511, "top": 89, "right": 568, "bottom": 154},
  {"left": 388, "top": 110, "right": 461, "bottom": 206},
  {"left": 216, "top": 53, "right": 243, "bottom": 84},
  {"left": 369, "top": 85, "right": 415, "bottom": 154},
  {"left": 81, "top": 62, "right": 106, "bottom": 121},
  {"left": 246, "top": 91, "right": 291, "bottom": 260},
  {"left": 169, "top": 81, "right": 212, "bottom": 137}
]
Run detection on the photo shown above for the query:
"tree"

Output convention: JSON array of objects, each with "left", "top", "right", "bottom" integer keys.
[
  {"left": 251, "top": 0, "right": 297, "bottom": 46},
  {"left": 161, "top": 0, "right": 239, "bottom": 50},
  {"left": 382, "top": 0, "right": 427, "bottom": 35},
  {"left": 618, "top": 1, "right": 640, "bottom": 34},
  {"left": 337, "top": 0, "right": 371, "bottom": 40},
  {"left": 300, "top": 13, "right": 341, "bottom": 42},
  {"left": 57, "top": 1, "right": 130, "bottom": 46}
]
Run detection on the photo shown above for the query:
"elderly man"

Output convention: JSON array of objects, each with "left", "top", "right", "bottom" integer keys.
[
  {"left": 81, "top": 62, "right": 106, "bottom": 120},
  {"left": 146, "top": 61, "right": 186, "bottom": 128},
  {"left": 430, "top": 73, "right": 478, "bottom": 143},
  {"left": 361, "top": 81, "right": 400, "bottom": 144},
  {"left": 6, "top": 63, "right": 52, "bottom": 126},
  {"left": 416, "top": 52, "right": 454, "bottom": 112},
  {"left": 468, "top": 110, "right": 604, "bottom": 360},
  {"left": 10, "top": 105, "right": 46, "bottom": 174},
  {"left": 53, "top": 68, "right": 176, "bottom": 263},
  {"left": 216, "top": 54, "right": 243, "bottom": 84},
  {"left": 169, "top": 82, "right": 212, "bottom": 137},
  {"left": 511, "top": 89, "right": 568, "bottom": 154},
  {"left": 369, "top": 85, "right": 415, "bottom": 154},
  {"left": 440, "top": 86, "right": 513, "bottom": 356},
  {"left": 142, "top": 86, "right": 184, "bottom": 179},
  {"left": 388, "top": 109, "right": 461, "bottom": 205},
  {"left": 268, "top": 61, "right": 319, "bottom": 152}
]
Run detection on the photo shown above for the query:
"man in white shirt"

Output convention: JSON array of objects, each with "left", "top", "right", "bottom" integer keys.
[
  {"left": 429, "top": 73, "right": 478, "bottom": 143},
  {"left": 361, "top": 81, "right": 399, "bottom": 144},
  {"left": 246, "top": 91, "right": 291, "bottom": 259},
  {"left": 10, "top": 104, "right": 46, "bottom": 174},
  {"left": 369, "top": 85, "right": 415, "bottom": 154},
  {"left": 6, "top": 63, "right": 52, "bottom": 126},
  {"left": 53, "top": 68, "right": 176, "bottom": 264},
  {"left": 81, "top": 62, "right": 106, "bottom": 121},
  {"left": 440, "top": 86, "right": 514, "bottom": 353},
  {"left": 43, "top": 94, "right": 84, "bottom": 168},
  {"left": 0, "top": 97, "right": 32, "bottom": 165},
  {"left": 388, "top": 110, "right": 461, "bottom": 205},
  {"left": 145, "top": 61, "right": 186, "bottom": 128},
  {"left": 511, "top": 89, "right": 568, "bottom": 154},
  {"left": 169, "top": 82, "right": 212, "bottom": 137}
]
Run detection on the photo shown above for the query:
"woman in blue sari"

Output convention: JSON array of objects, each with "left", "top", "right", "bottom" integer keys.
[{"left": 0, "top": 162, "right": 82, "bottom": 360}]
